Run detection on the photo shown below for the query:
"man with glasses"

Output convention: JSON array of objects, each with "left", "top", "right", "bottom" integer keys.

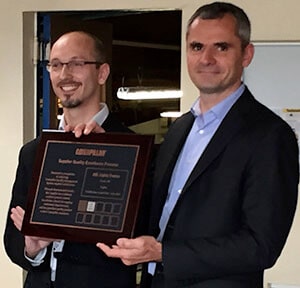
[{"left": 4, "top": 31, "right": 136, "bottom": 288}]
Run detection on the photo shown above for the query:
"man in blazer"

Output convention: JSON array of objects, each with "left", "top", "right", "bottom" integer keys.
[
  {"left": 4, "top": 31, "right": 136, "bottom": 288},
  {"left": 97, "top": 2, "right": 299, "bottom": 288}
]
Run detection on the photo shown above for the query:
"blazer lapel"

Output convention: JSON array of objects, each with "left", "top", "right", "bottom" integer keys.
[
  {"left": 154, "top": 112, "right": 195, "bottom": 192},
  {"left": 150, "top": 112, "right": 195, "bottom": 227}
]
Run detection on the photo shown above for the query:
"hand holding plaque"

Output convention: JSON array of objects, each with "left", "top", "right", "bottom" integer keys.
[{"left": 22, "top": 132, "right": 154, "bottom": 244}]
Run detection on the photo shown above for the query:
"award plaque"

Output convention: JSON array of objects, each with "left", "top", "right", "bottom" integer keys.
[{"left": 22, "top": 131, "right": 154, "bottom": 244}]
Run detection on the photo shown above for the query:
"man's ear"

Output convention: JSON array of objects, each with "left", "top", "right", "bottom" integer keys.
[
  {"left": 242, "top": 43, "right": 254, "bottom": 68},
  {"left": 98, "top": 63, "right": 110, "bottom": 85}
]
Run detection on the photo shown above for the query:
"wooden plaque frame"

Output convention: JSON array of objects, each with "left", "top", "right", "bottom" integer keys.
[{"left": 22, "top": 131, "right": 154, "bottom": 244}]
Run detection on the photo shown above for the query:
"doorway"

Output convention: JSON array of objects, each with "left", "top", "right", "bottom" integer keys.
[{"left": 24, "top": 10, "right": 182, "bottom": 142}]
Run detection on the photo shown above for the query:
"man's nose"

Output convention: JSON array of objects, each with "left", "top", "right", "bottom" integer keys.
[
  {"left": 59, "top": 64, "right": 72, "bottom": 78},
  {"left": 199, "top": 47, "right": 216, "bottom": 65}
]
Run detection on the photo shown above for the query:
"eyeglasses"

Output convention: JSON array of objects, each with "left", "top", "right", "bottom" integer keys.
[{"left": 46, "top": 60, "right": 102, "bottom": 73}]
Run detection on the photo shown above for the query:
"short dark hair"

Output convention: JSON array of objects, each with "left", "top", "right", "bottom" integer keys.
[
  {"left": 83, "top": 31, "right": 107, "bottom": 64},
  {"left": 59, "top": 31, "right": 107, "bottom": 65},
  {"left": 186, "top": 2, "right": 251, "bottom": 49}
]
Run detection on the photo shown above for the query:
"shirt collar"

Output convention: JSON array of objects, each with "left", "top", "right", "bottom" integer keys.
[
  {"left": 191, "top": 84, "right": 245, "bottom": 120},
  {"left": 58, "top": 102, "right": 109, "bottom": 130}
]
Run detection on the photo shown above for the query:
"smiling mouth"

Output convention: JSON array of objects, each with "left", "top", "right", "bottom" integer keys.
[
  {"left": 59, "top": 83, "right": 80, "bottom": 92},
  {"left": 199, "top": 70, "right": 219, "bottom": 74},
  {"left": 61, "top": 85, "right": 78, "bottom": 92}
]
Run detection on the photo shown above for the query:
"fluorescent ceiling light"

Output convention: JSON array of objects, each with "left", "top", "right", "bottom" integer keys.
[
  {"left": 117, "top": 87, "right": 183, "bottom": 100},
  {"left": 160, "top": 111, "right": 183, "bottom": 118}
]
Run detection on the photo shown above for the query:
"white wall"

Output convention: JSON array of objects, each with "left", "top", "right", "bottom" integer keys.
[
  {"left": 266, "top": 206, "right": 300, "bottom": 287},
  {"left": 1, "top": 1, "right": 300, "bottom": 287}
]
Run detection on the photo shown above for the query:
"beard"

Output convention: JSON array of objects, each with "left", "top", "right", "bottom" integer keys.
[{"left": 60, "top": 97, "right": 82, "bottom": 108}]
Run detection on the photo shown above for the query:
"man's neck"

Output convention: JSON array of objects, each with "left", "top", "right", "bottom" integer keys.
[
  {"left": 63, "top": 103, "right": 101, "bottom": 127},
  {"left": 199, "top": 83, "right": 242, "bottom": 113}
]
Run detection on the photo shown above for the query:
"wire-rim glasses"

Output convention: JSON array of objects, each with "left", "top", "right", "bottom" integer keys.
[{"left": 46, "top": 60, "right": 102, "bottom": 73}]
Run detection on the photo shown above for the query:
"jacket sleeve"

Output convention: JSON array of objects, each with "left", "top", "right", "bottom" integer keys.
[{"left": 3, "top": 140, "right": 51, "bottom": 272}]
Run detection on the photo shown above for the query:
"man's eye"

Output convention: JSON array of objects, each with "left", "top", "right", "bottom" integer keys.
[
  {"left": 51, "top": 62, "right": 60, "bottom": 68},
  {"left": 72, "top": 61, "right": 84, "bottom": 67},
  {"left": 217, "top": 44, "right": 229, "bottom": 51},
  {"left": 190, "top": 42, "right": 203, "bottom": 51}
]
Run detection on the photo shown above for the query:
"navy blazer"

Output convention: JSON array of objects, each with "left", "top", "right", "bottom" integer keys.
[
  {"left": 145, "top": 87, "right": 299, "bottom": 288},
  {"left": 4, "top": 114, "right": 137, "bottom": 288}
]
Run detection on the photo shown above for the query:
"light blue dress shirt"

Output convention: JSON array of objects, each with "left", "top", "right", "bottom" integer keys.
[{"left": 148, "top": 84, "right": 245, "bottom": 275}]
